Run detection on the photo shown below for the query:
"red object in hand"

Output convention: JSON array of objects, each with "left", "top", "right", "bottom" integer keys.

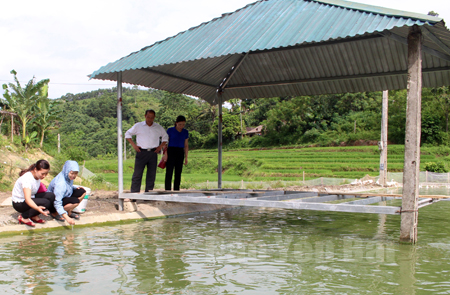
[{"left": 158, "top": 158, "right": 166, "bottom": 169}]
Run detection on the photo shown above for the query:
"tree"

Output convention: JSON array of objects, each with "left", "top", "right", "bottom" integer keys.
[
  {"left": 34, "top": 94, "right": 62, "bottom": 148},
  {"left": 2, "top": 70, "right": 49, "bottom": 143},
  {"left": 213, "top": 110, "right": 242, "bottom": 142},
  {"left": 431, "top": 86, "right": 450, "bottom": 133}
]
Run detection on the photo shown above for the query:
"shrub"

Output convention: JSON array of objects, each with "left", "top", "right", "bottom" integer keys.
[
  {"left": 225, "top": 137, "right": 251, "bottom": 149},
  {"left": 301, "top": 128, "right": 321, "bottom": 143},
  {"left": 65, "top": 147, "right": 89, "bottom": 163},
  {"left": 180, "top": 177, "right": 196, "bottom": 189},
  {"left": 424, "top": 161, "right": 448, "bottom": 173},
  {"left": 0, "top": 163, "right": 12, "bottom": 191},
  {"left": 248, "top": 135, "right": 271, "bottom": 147}
]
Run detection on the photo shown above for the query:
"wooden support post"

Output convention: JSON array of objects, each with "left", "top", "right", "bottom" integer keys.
[
  {"left": 379, "top": 90, "right": 388, "bottom": 186},
  {"left": 217, "top": 92, "right": 223, "bottom": 189},
  {"left": 117, "top": 73, "right": 124, "bottom": 211},
  {"left": 11, "top": 114, "right": 13, "bottom": 142},
  {"left": 124, "top": 133, "right": 127, "bottom": 161},
  {"left": 400, "top": 25, "right": 422, "bottom": 243}
]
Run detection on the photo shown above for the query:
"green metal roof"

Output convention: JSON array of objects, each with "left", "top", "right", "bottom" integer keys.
[{"left": 90, "top": 0, "right": 450, "bottom": 104}]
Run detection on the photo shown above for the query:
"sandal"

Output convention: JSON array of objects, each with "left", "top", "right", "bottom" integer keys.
[
  {"left": 18, "top": 215, "right": 35, "bottom": 227},
  {"left": 51, "top": 214, "right": 64, "bottom": 221},
  {"left": 69, "top": 213, "right": 80, "bottom": 220},
  {"left": 31, "top": 217, "right": 46, "bottom": 224}
]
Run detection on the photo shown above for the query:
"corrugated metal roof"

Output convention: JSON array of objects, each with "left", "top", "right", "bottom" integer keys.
[{"left": 90, "top": 0, "right": 450, "bottom": 104}]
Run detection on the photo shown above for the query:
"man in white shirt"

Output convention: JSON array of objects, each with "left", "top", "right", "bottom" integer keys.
[{"left": 125, "top": 109, "right": 168, "bottom": 193}]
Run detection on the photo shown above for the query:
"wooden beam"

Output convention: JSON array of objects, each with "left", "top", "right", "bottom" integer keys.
[
  {"left": 400, "top": 25, "right": 422, "bottom": 244},
  {"left": 140, "top": 68, "right": 217, "bottom": 88},
  {"left": 320, "top": 192, "right": 450, "bottom": 199},
  {"left": 225, "top": 67, "right": 450, "bottom": 89},
  {"left": 422, "top": 26, "right": 450, "bottom": 56},
  {"left": 383, "top": 31, "right": 450, "bottom": 63},
  {"left": 121, "top": 193, "right": 401, "bottom": 215}
]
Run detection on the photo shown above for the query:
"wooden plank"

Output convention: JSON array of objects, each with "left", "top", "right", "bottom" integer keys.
[
  {"left": 123, "top": 192, "right": 265, "bottom": 200},
  {"left": 289, "top": 194, "right": 355, "bottom": 203},
  {"left": 256, "top": 192, "right": 318, "bottom": 201},
  {"left": 320, "top": 192, "right": 450, "bottom": 199},
  {"left": 142, "top": 190, "right": 266, "bottom": 195},
  {"left": 121, "top": 193, "right": 401, "bottom": 215},
  {"left": 343, "top": 196, "right": 395, "bottom": 205}
]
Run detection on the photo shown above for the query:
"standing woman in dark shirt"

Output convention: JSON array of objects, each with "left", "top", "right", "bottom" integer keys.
[{"left": 163, "top": 115, "right": 189, "bottom": 191}]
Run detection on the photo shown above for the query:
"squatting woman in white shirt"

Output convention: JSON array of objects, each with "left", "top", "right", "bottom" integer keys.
[{"left": 11, "top": 159, "right": 56, "bottom": 227}]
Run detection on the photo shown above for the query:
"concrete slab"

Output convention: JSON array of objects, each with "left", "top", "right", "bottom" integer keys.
[
  {"left": 1, "top": 197, "right": 11, "bottom": 207},
  {"left": 0, "top": 201, "right": 231, "bottom": 234}
]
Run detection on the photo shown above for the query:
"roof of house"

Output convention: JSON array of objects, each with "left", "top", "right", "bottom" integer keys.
[{"left": 90, "top": 0, "right": 450, "bottom": 104}]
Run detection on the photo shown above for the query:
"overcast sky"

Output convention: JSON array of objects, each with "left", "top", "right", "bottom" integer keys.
[{"left": 1, "top": 0, "right": 449, "bottom": 99}]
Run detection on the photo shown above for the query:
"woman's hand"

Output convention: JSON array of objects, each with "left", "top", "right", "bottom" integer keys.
[
  {"left": 162, "top": 154, "right": 168, "bottom": 162},
  {"left": 184, "top": 158, "right": 188, "bottom": 165},
  {"left": 38, "top": 206, "right": 49, "bottom": 216},
  {"left": 63, "top": 214, "right": 76, "bottom": 225}
]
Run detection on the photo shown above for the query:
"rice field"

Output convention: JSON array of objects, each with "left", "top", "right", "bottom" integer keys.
[{"left": 84, "top": 145, "right": 438, "bottom": 189}]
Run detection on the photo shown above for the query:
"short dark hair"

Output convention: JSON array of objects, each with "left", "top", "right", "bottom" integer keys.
[
  {"left": 145, "top": 109, "right": 156, "bottom": 116},
  {"left": 176, "top": 115, "right": 186, "bottom": 123}
]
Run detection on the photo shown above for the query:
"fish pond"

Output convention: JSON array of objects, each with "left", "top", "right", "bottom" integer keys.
[{"left": 1, "top": 198, "right": 450, "bottom": 294}]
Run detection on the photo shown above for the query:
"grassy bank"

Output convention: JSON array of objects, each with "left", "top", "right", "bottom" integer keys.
[{"left": 84, "top": 145, "right": 439, "bottom": 189}]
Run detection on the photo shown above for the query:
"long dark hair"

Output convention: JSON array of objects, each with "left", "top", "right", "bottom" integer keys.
[
  {"left": 174, "top": 115, "right": 186, "bottom": 127},
  {"left": 19, "top": 159, "right": 50, "bottom": 177}
]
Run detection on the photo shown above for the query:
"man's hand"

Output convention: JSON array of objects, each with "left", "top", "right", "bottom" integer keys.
[
  {"left": 154, "top": 144, "right": 166, "bottom": 154},
  {"left": 133, "top": 144, "right": 141, "bottom": 152}
]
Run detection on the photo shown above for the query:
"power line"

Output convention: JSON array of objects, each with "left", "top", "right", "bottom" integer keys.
[{"left": 0, "top": 79, "right": 117, "bottom": 86}]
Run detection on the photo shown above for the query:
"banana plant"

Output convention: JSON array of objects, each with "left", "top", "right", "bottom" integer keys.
[
  {"left": 23, "top": 131, "right": 38, "bottom": 151},
  {"left": 34, "top": 89, "right": 62, "bottom": 147},
  {"left": 2, "top": 70, "right": 50, "bottom": 144}
]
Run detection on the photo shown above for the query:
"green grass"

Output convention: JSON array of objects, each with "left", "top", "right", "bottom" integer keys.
[{"left": 83, "top": 145, "right": 443, "bottom": 189}]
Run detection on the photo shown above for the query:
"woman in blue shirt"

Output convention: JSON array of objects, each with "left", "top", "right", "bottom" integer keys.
[
  {"left": 47, "top": 160, "right": 86, "bottom": 224},
  {"left": 162, "top": 115, "right": 189, "bottom": 191}
]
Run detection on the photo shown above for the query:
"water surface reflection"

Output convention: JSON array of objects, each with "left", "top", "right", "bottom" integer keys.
[{"left": 1, "top": 202, "right": 450, "bottom": 294}]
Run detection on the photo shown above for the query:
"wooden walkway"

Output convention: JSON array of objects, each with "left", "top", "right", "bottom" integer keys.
[{"left": 119, "top": 189, "right": 446, "bottom": 214}]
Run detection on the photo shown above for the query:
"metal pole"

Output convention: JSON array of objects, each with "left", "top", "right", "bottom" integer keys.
[
  {"left": 57, "top": 133, "right": 60, "bottom": 153},
  {"left": 217, "top": 91, "right": 223, "bottom": 189},
  {"left": 400, "top": 25, "right": 422, "bottom": 243},
  {"left": 379, "top": 90, "right": 388, "bottom": 186},
  {"left": 117, "top": 72, "right": 124, "bottom": 210}
]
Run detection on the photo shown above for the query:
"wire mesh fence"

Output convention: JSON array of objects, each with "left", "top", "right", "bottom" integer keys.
[
  {"left": 80, "top": 166, "right": 96, "bottom": 180},
  {"left": 192, "top": 171, "right": 450, "bottom": 190}
]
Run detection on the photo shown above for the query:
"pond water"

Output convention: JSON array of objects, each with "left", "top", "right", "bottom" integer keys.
[{"left": 1, "top": 201, "right": 450, "bottom": 294}]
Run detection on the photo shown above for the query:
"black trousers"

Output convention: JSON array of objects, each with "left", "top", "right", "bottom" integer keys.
[
  {"left": 165, "top": 147, "right": 185, "bottom": 191},
  {"left": 63, "top": 187, "right": 86, "bottom": 206},
  {"left": 131, "top": 150, "right": 158, "bottom": 192},
  {"left": 12, "top": 192, "right": 56, "bottom": 219}
]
